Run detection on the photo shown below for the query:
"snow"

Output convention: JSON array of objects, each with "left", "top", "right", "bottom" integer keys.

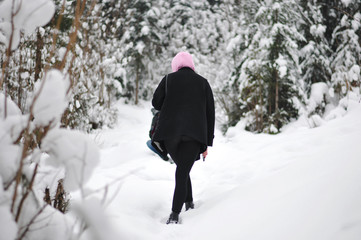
[
  {"left": 341, "top": 0, "right": 353, "bottom": 7},
  {"left": 72, "top": 198, "right": 120, "bottom": 240},
  {"left": 0, "top": 0, "right": 55, "bottom": 50},
  {"left": 0, "top": 178, "right": 17, "bottom": 240},
  {"left": 24, "top": 206, "right": 70, "bottom": 240},
  {"left": 41, "top": 128, "right": 100, "bottom": 191},
  {"left": 32, "top": 69, "right": 69, "bottom": 127},
  {"left": 351, "top": 13, "right": 361, "bottom": 31},
  {"left": 0, "top": 93, "right": 22, "bottom": 118},
  {"left": 276, "top": 55, "right": 288, "bottom": 78},
  {"left": 226, "top": 35, "right": 241, "bottom": 53},
  {"left": 0, "top": 94, "right": 24, "bottom": 183},
  {"left": 310, "top": 24, "right": 326, "bottom": 38},
  {"left": 141, "top": 25, "right": 150, "bottom": 35},
  {"left": 76, "top": 99, "right": 361, "bottom": 240},
  {"left": 349, "top": 65, "right": 360, "bottom": 81},
  {"left": 0, "top": 204, "right": 17, "bottom": 240},
  {"left": 307, "top": 82, "right": 329, "bottom": 113},
  {"left": 0, "top": 132, "right": 20, "bottom": 183},
  {"left": 135, "top": 41, "right": 145, "bottom": 55}
]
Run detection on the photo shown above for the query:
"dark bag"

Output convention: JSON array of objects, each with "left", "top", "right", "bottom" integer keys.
[
  {"left": 149, "top": 108, "right": 160, "bottom": 139},
  {"left": 147, "top": 75, "right": 169, "bottom": 160}
]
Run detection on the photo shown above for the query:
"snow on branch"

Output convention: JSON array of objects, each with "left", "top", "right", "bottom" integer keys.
[
  {"left": 32, "top": 70, "right": 70, "bottom": 127},
  {"left": 0, "top": 0, "right": 55, "bottom": 50},
  {"left": 41, "top": 128, "right": 100, "bottom": 192}
]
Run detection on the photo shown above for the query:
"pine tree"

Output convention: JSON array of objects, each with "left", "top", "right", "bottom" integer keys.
[
  {"left": 1, "top": 0, "right": 121, "bottom": 131},
  {"left": 298, "top": 0, "right": 333, "bottom": 117},
  {"left": 61, "top": 1, "right": 120, "bottom": 131},
  {"left": 330, "top": 0, "right": 361, "bottom": 99},
  {"left": 228, "top": 0, "right": 306, "bottom": 133},
  {"left": 299, "top": 0, "right": 332, "bottom": 92},
  {"left": 120, "top": 0, "right": 162, "bottom": 104}
]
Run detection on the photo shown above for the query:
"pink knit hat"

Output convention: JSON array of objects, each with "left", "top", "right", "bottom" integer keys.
[{"left": 171, "top": 52, "right": 195, "bottom": 72}]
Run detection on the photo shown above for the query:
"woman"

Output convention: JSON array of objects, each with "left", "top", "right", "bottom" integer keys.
[{"left": 152, "top": 52, "right": 215, "bottom": 224}]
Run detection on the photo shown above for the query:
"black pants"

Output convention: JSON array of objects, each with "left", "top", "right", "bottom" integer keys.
[{"left": 165, "top": 136, "right": 200, "bottom": 214}]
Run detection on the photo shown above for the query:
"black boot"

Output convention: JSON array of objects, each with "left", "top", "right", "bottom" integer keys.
[
  {"left": 166, "top": 212, "right": 179, "bottom": 224},
  {"left": 185, "top": 201, "right": 194, "bottom": 211}
]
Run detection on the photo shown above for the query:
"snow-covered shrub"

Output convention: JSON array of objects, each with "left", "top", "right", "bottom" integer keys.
[
  {"left": 0, "top": 1, "right": 113, "bottom": 239},
  {"left": 306, "top": 82, "right": 331, "bottom": 113},
  {"left": 0, "top": 69, "right": 102, "bottom": 239},
  {"left": 41, "top": 128, "right": 99, "bottom": 191},
  {"left": 32, "top": 70, "right": 69, "bottom": 127},
  {"left": 0, "top": 176, "right": 18, "bottom": 240},
  {"left": 0, "top": 0, "right": 55, "bottom": 50},
  {"left": 1, "top": 0, "right": 120, "bottom": 132}
]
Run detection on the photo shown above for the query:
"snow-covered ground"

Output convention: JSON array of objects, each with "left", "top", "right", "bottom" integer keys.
[{"left": 81, "top": 99, "right": 361, "bottom": 240}]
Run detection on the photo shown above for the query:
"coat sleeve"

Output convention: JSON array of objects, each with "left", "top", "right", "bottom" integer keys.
[
  {"left": 206, "top": 81, "right": 215, "bottom": 146},
  {"left": 152, "top": 76, "right": 166, "bottom": 110}
]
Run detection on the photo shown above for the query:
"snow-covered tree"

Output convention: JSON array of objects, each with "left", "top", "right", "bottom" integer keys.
[
  {"left": 299, "top": 0, "right": 332, "bottom": 92},
  {"left": 227, "top": 0, "right": 306, "bottom": 133},
  {"left": 60, "top": 1, "right": 122, "bottom": 131},
  {"left": 0, "top": 1, "right": 120, "bottom": 239},
  {"left": 1, "top": 0, "right": 121, "bottom": 132},
  {"left": 298, "top": 0, "right": 334, "bottom": 118},
  {"left": 330, "top": 0, "right": 361, "bottom": 99},
  {"left": 119, "top": 0, "right": 163, "bottom": 104}
]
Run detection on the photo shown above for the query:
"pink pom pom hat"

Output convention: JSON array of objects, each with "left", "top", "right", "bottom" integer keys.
[{"left": 171, "top": 52, "right": 195, "bottom": 72}]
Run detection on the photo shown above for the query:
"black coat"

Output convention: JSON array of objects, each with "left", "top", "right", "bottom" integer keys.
[{"left": 152, "top": 67, "right": 215, "bottom": 152}]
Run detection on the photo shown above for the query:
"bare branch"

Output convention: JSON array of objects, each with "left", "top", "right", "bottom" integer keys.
[
  {"left": 44, "top": 0, "right": 66, "bottom": 73},
  {"left": 57, "top": 0, "right": 88, "bottom": 71},
  {"left": 16, "top": 204, "right": 47, "bottom": 240},
  {"left": 15, "top": 163, "right": 39, "bottom": 222}
]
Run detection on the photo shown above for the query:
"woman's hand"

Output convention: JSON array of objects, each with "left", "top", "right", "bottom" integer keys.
[{"left": 202, "top": 148, "right": 208, "bottom": 159}]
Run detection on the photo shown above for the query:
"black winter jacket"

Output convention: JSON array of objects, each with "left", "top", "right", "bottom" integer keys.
[{"left": 152, "top": 67, "right": 215, "bottom": 152}]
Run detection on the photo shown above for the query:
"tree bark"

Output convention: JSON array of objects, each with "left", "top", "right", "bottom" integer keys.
[
  {"left": 275, "top": 70, "right": 279, "bottom": 129},
  {"left": 259, "top": 77, "right": 264, "bottom": 132},
  {"left": 135, "top": 64, "right": 139, "bottom": 105},
  {"left": 34, "top": 30, "right": 43, "bottom": 82}
]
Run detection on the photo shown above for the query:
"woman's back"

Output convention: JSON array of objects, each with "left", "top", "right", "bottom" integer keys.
[{"left": 152, "top": 67, "right": 214, "bottom": 148}]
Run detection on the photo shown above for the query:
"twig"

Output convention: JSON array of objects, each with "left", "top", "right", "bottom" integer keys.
[
  {"left": 57, "top": 0, "right": 87, "bottom": 71},
  {"left": 15, "top": 163, "right": 39, "bottom": 222},
  {"left": 4, "top": 175, "right": 16, "bottom": 191},
  {"left": 11, "top": 54, "right": 53, "bottom": 213},
  {"left": 17, "top": 204, "right": 47, "bottom": 240},
  {"left": 11, "top": 127, "right": 30, "bottom": 213},
  {"left": 44, "top": 0, "right": 66, "bottom": 73},
  {"left": 1, "top": 0, "right": 19, "bottom": 118}
]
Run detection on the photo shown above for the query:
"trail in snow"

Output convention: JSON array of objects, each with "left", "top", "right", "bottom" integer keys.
[{"left": 83, "top": 100, "right": 361, "bottom": 240}]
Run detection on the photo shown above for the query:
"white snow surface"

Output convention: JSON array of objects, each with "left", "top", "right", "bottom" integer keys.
[{"left": 79, "top": 99, "right": 361, "bottom": 240}]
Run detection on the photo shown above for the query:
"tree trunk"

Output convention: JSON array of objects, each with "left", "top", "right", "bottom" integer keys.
[
  {"left": 275, "top": 70, "right": 279, "bottom": 129},
  {"left": 135, "top": 64, "right": 139, "bottom": 105},
  {"left": 99, "top": 53, "right": 105, "bottom": 106},
  {"left": 18, "top": 46, "right": 23, "bottom": 110},
  {"left": 34, "top": 29, "right": 43, "bottom": 82},
  {"left": 259, "top": 78, "right": 264, "bottom": 132}
]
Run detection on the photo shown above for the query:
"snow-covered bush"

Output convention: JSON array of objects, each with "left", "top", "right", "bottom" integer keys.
[
  {"left": 0, "top": 1, "right": 114, "bottom": 239},
  {"left": 305, "top": 82, "right": 333, "bottom": 127},
  {"left": 0, "top": 69, "right": 103, "bottom": 239},
  {"left": 0, "top": 0, "right": 55, "bottom": 50},
  {"left": 1, "top": 0, "right": 120, "bottom": 132}
]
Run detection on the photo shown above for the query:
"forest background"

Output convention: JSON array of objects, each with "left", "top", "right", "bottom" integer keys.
[
  {"left": 2, "top": 0, "right": 360, "bottom": 134},
  {"left": 0, "top": 0, "right": 360, "bottom": 239}
]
